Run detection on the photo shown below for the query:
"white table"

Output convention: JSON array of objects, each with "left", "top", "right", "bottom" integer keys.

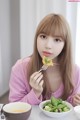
[
  {"left": 0, "top": 104, "right": 79, "bottom": 120},
  {"left": 28, "top": 105, "right": 79, "bottom": 120}
]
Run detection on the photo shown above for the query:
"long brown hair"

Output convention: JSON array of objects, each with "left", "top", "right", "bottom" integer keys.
[{"left": 27, "top": 13, "right": 74, "bottom": 100}]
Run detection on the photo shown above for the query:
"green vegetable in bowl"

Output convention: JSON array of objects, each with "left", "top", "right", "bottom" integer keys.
[{"left": 43, "top": 97, "right": 70, "bottom": 112}]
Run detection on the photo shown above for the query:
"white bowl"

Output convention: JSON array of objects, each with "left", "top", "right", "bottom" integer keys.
[
  {"left": 39, "top": 100, "right": 73, "bottom": 118},
  {"left": 74, "top": 105, "right": 80, "bottom": 119}
]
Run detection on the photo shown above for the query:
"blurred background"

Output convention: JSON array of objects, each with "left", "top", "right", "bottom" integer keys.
[{"left": 0, "top": 0, "right": 80, "bottom": 103}]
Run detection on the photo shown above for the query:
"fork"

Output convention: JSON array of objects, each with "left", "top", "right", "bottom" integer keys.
[
  {"left": 38, "top": 63, "right": 59, "bottom": 72},
  {"left": 38, "top": 64, "right": 48, "bottom": 72}
]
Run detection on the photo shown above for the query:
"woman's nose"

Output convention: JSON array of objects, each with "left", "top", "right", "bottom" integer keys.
[{"left": 45, "top": 40, "right": 52, "bottom": 49}]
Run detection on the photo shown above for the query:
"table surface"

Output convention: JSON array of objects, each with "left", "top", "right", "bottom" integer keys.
[
  {"left": 28, "top": 105, "right": 79, "bottom": 120},
  {"left": 0, "top": 104, "right": 79, "bottom": 120}
]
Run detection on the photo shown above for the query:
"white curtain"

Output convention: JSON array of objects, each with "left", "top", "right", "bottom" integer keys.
[
  {"left": 0, "top": 0, "right": 79, "bottom": 96},
  {"left": 75, "top": 3, "right": 80, "bottom": 66}
]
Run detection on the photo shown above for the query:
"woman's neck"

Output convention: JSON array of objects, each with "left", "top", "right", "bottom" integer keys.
[
  {"left": 45, "top": 65, "right": 62, "bottom": 93},
  {"left": 46, "top": 64, "right": 60, "bottom": 73}
]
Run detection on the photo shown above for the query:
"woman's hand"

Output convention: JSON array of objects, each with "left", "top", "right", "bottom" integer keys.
[
  {"left": 73, "top": 94, "right": 80, "bottom": 106},
  {"left": 29, "top": 72, "right": 44, "bottom": 98}
]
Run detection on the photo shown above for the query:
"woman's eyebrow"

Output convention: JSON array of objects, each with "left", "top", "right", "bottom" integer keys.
[
  {"left": 53, "top": 35, "right": 61, "bottom": 38},
  {"left": 53, "top": 36, "right": 63, "bottom": 39}
]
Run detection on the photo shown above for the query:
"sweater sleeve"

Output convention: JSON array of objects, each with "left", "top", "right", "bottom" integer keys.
[
  {"left": 67, "top": 65, "right": 80, "bottom": 105},
  {"left": 9, "top": 59, "right": 42, "bottom": 105}
]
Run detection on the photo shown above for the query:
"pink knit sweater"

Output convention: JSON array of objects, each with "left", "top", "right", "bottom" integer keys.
[{"left": 9, "top": 57, "right": 80, "bottom": 105}]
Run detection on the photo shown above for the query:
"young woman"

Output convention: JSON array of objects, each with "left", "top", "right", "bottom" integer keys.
[{"left": 9, "top": 13, "right": 80, "bottom": 106}]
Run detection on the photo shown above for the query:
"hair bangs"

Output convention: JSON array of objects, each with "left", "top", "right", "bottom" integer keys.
[{"left": 37, "top": 15, "right": 67, "bottom": 41}]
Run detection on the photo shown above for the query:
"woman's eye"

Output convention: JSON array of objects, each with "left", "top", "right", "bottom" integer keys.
[
  {"left": 40, "top": 34, "right": 47, "bottom": 39},
  {"left": 55, "top": 38, "right": 61, "bottom": 42}
]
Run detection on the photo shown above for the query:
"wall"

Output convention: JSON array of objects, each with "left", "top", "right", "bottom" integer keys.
[
  {"left": 10, "top": 0, "right": 20, "bottom": 63},
  {"left": 0, "top": 0, "right": 20, "bottom": 97},
  {"left": 0, "top": 0, "right": 11, "bottom": 96}
]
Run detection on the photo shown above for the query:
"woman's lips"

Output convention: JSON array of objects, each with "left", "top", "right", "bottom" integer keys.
[{"left": 43, "top": 51, "right": 52, "bottom": 57}]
